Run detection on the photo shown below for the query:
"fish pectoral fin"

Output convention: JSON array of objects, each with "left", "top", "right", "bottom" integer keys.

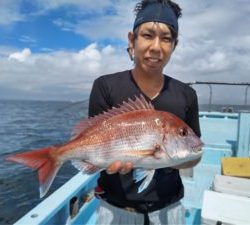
[
  {"left": 123, "top": 149, "right": 155, "bottom": 157},
  {"left": 124, "top": 147, "right": 163, "bottom": 159},
  {"left": 71, "top": 160, "right": 100, "bottom": 174},
  {"left": 133, "top": 169, "right": 155, "bottom": 193},
  {"left": 133, "top": 168, "right": 148, "bottom": 182}
]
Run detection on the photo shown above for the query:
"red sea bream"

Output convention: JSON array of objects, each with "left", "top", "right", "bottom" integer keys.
[{"left": 7, "top": 95, "right": 203, "bottom": 197}]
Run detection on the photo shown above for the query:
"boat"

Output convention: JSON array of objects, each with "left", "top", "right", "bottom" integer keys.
[{"left": 13, "top": 82, "right": 250, "bottom": 225}]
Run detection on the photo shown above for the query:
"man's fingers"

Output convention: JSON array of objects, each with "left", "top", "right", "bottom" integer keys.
[
  {"left": 106, "top": 161, "right": 133, "bottom": 175},
  {"left": 106, "top": 161, "right": 122, "bottom": 174},
  {"left": 120, "top": 162, "right": 133, "bottom": 175}
]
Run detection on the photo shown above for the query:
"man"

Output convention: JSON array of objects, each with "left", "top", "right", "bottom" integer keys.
[{"left": 88, "top": 0, "right": 201, "bottom": 224}]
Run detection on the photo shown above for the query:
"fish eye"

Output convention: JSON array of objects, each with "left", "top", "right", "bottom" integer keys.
[{"left": 179, "top": 127, "right": 188, "bottom": 137}]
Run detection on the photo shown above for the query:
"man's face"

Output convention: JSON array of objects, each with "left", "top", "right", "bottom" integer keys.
[{"left": 130, "top": 22, "right": 175, "bottom": 74}]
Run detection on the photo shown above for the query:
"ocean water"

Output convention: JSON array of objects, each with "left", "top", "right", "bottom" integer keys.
[
  {"left": 0, "top": 99, "right": 249, "bottom": 224},
  {"left": 0, "top": 99, "right": 88, "bottom": 225}
]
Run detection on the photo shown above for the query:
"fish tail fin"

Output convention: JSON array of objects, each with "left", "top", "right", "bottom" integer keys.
[{"left": 6, "top": 146, "right": 62, "bottom": 198}]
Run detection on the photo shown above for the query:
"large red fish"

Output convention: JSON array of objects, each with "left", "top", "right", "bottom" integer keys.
[{"left": 7, "top": 95, "right": 203, "bottom": 198}]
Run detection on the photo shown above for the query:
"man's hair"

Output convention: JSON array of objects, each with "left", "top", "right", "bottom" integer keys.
[{"left": 133, "top": 0, "right": 182, "bottom": 45}]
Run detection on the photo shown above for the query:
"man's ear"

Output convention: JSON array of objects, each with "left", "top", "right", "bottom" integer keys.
[
  {"left": 128, "top": 32, "right": 136, "bottom": 48},
  {"left": 127, "top": 32, "right": 135, "bottom": 60}
]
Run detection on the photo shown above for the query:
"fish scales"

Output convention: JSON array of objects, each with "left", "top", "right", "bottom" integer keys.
[
  {"left": 62, "top": 110, "right": 163, "bottom": 166},
  {"left": 85, "top": 111, "right": 162, "bottom": 160}
]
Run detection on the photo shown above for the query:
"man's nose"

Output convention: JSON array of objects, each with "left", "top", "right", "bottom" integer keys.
[{"left": 149, "top": 37, "right": 161, "bottom": 52}]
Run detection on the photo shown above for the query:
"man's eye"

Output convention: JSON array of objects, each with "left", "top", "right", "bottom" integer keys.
[
  {"left": 163, "top": 37, "right": 173, "bottom": 42},
  {"left": 142, "top": 34, "right": 152, "bottom": 39}
]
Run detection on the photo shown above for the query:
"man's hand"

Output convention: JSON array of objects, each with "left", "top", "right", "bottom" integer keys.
[{"left": 106, "top": 161, "right": 133, "bottom": 175}]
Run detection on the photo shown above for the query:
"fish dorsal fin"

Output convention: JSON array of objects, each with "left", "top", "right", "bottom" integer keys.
[
  {"left": 107, "top": 94, "right": 154, "bottom": 116},
  {"left": 71, "top": 94, "right": 154, "bottom": 139}
]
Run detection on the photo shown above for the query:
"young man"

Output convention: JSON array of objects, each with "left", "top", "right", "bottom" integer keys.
[{"left": 88, "top": 0, "right": 201, "bottom": 224}]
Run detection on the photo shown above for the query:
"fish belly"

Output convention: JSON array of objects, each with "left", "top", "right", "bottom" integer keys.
[{"left": 85, "top": 131, "right": 164, "bottom": 169}]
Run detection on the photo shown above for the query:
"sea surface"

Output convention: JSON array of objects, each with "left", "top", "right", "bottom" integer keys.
[
  {"left": 0, "top": 99, "right": 88, "bottom": 225},
  {"left": 0, "top": 99, "right": 249, "bottom": 224}
]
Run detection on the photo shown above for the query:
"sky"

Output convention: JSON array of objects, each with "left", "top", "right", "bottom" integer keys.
[{"left": 0, "top": 0, "right": 250, "bottom": 104}]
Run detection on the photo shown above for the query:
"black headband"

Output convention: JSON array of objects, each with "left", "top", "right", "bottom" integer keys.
[{"left": 133, "top": 1, "right": 178, "bottom": 33}]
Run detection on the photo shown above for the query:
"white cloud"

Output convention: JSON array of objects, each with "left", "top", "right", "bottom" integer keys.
[
  {"left": 0, "top": 0, "right": 25, "bottom": 25},
  {"left": 102, "top": 45, "right": 115, "bottom": 55},
  {"left": 34, "top": 0, "right": 113, "bottom": 12},
  {"left": 8, "top": 48, "right": 31, "bottom": 62},
  {"left": 0, "top": 0, "right": 113, "bottom": 21},
  {"left": 75, "top": 43, "right": 101, "bottom": 61},
  {"left": 167, "top": 0, "right": 250, "bottom": 75},
  {"left": 52, "top": 1, "right": 136, "bottom": 41},
  {"left": 1, "top": 44, "right": 131, "bottom": 100},
  {"left": 19, "top": 35, "right": 36, "bottom": 44}
]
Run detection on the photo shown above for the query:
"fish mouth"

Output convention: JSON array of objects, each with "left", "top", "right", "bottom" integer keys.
[
  {"left": 162, "top": 141, "right": 204, "bottom": 160},
  {"left": 192, "top": 143, "right": 203, "bottom": 153}
]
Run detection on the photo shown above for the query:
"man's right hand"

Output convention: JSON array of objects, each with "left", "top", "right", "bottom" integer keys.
[{"left": 106, "top": 161, "right": 133, "bottom": 175}]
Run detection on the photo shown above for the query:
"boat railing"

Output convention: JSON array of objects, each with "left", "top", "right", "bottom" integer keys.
[
  {"left": 14, "top": 173, "right": 99, "bottom": 225},
  {"left": 188, "top": 81, "right": 250, "bottom": 112}
]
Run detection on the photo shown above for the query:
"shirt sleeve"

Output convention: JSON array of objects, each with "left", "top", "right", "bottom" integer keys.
[
  {"left": 88, "top": 77, "right": 112, "bottom": 117},
  {"left": 186, "top": 90, "right": 201, "bottom": 137}
]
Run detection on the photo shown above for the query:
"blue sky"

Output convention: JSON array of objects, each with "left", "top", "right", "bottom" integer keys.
[
  {"left": 0, "top": 0, "right": 250, "bottom": 104},
  {"left": 0, "top": 1, "right": 125, "bottom": 52}
]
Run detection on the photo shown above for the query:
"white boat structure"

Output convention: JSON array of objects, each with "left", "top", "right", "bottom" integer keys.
[{"left": 14, "top": 82, "right": 250, "bottom": 225}]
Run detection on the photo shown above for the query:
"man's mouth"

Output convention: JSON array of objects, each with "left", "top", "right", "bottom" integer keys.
[
  {"left": 146, "top": 57, "right": 161, "bottom": 63},
  {"left": 145, "top": 57, "right": 162, "bottom": 67}
]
